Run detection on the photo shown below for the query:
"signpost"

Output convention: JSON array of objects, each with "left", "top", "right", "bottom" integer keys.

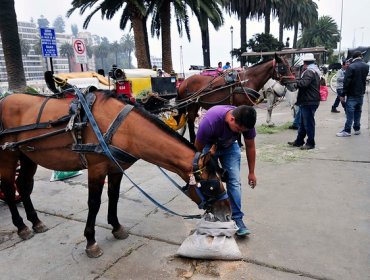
[
  {"left": 73, "top": 38, "right": 88, "bottom": 71},
  {"left": 40, "top": 28, "right": 58, "bottom": 73}
]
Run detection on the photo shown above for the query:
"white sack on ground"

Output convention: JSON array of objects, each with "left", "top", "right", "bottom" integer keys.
[{"left": 177, "top": 214, "right": 242, "bottom": 260}]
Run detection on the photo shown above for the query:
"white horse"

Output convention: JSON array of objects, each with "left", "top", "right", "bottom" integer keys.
[{"left": 259, "top": 78, "right": 298, "bottom": 126}]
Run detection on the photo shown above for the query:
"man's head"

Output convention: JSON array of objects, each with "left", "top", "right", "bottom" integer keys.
[
  {"left": 302, "top": 53, "right": 315, "bottom": 65},
  {"left": 352, "top": 51, "right": 363, "bottom": 59},
  {"left": 230, "top": 105, "right": 256, "bottom": 132},
  {"left": 226, "top": 62, "right": 230, "bottom": 66}
]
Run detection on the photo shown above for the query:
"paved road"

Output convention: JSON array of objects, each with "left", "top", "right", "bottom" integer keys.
[{"left": 1, "top": 91, "right": 369, "bottom": 280}]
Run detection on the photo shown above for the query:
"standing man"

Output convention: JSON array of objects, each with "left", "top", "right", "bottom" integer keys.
[
  {"left": 331, "top": 61, "right": 349, "bottom": 113},
  {"left": 336, "top": 51, "right": 369, "bottom": 137},
  {"left": 194, "top": 105, "right": 257, "bottom": 236},
  {"left": 288, "top": 53, "right": 321, "bottom": 150}
]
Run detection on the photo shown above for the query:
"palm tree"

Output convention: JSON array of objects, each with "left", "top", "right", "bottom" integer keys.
[
  {"left": 0, "top": 0, "right": 26, "bottom": 91},
  {"left": 60, "top": 42, "right": 74, "bottom": 72},
  {"left": 94, "top": 41, "right": 110, "bottom": 71},
  {"left": 147, "top": 0, "right": 190, "bottom": 73},
  {"left": 186, "top": 0, "right": 225, "bottom": 67},
  {"left": 110, "top": 41, "right": 122, "bottom": 65},
  {"left": 224, "top": 0, "right": 262, "bottom": 67},
  {"left": 19, "top": 38, "right": 31, "bottom": 57},
  {"left": 121, "top": 34, "right": 135, "bottom": 68},
  {"left": 67, "top": 0, "right": 151, "bottom": 69}
]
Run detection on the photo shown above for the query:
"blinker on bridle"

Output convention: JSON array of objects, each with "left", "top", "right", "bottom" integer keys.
[{"left": 185, "top": 152, "right": 228, "bottom": 209}]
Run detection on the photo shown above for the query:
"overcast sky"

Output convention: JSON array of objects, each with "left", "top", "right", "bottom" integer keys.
[{"left": 14, "top": 0, "right": 370, "bottom": 72}]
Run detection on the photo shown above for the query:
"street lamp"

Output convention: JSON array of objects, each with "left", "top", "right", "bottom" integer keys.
[{"left": 230, "top": 26, "right": 234, "bottom": 68}]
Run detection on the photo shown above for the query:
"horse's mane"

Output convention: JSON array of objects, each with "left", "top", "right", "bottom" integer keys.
[
  {"left": 98, "top": 90, "right": 196, "bottom": 152},
  {"left": 250, "top": 57, "right": 273, "bottom": 68}
]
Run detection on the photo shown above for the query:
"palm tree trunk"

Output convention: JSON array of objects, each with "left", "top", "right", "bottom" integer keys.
[
  {"left": 161, "top": 0, "right": 173, "bottom": 73},
  {"left": 279, "top": 22, "right": 284, "bottom": 43},
  {"left": 240, "top": 13, "right": 247, "bottom": 67},
  {"left": 293, "top": 22, "right": 299, "bottom": 48},
  {"left": 264, "top": 1, "right": 271, "bottom": 34},
  {"left": 129, "top": 4, "right": 151, "bottom": 69},
  {"left": 0, "top": 0, "right": 26, "bottom": 91},
  {"left": 200, "top": 10, "right": 210, "bottom": 67}
]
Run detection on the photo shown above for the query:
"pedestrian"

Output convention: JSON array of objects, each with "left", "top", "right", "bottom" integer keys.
[
  {"left": 223, "top": 62, "right": 231, "bottom": 70},
  {"left": 336, "top": 51, "right": 369, "bottom": 137},
  {"left": 217, "top": 62, "right": 223, "bottom": 74},
  {"left": 319, "top": 77, "right": 329, "bottom": 101},
  {"left": 331, "top": 61, "right": 349, "bottom": 113},
  {"left": 288, "top": 53, "right": 321, "bottom": 150},
  {"left": 194, "top": 105, "right": 257, "bottom": 236}
]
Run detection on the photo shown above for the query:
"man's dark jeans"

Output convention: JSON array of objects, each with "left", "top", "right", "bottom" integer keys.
[
  {"left": 332, "top": 88, "right": 346, "bottom": 109},
  {"left": 295, "top": 104, "right": 319, "bottom": 147},
  {"left": 344, "top": 95, "right": 364, "bottom": 133}
]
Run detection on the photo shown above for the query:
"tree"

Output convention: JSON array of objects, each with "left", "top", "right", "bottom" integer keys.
[
  {"left": 110, "top": 41, "right": 122, "bottom": 65},
  {"left": 60, "top": 42, "right": 74, "bottom": 72},
  {"left": 71, "top": 24, "right": 79, "bottom": 37},
  {"left": 186, "top": 0, "right": 225, "bottom": 67},
  {"left": 0, "top": 0, "right": 26, "bottom": 91},
  {"left": 224, "top": 0, "right": 262, "bottom": 67},
  {"left": 67, "top": 0, "right": 151, "bottom": 69},
  {"left": 37, "top": 15, "right": 50, "bottom": 29},
  {"left": 245, "top": 33, "right": 284, "bottom": 64},
  {"left": 19, "top": 38, "right": 31, "bottom": 57},
  {"left": 121, "top": 34, "right": 135, "bottom": 68},
  {"left": 94, "top": 39, "right": 110, "bottom": 72},
  {"left": 53, "top": 16, "right": 66, "bottom": 33}
]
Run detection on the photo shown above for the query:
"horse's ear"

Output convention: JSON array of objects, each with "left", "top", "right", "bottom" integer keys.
[{"left": 275, "top": 53, "right": 282, "bottom": 63}]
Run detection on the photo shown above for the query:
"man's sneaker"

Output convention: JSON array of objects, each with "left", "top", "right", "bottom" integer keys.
[
  {"left": 331, "top": 108, "right": 340, "bottom": 113},
  {"left": 354, "top": 130, "right": 361, "bottom": 135},
  {"left": 336, "top": 130, "right": 351, "bottom": 137},
  {"left": 300, "top": 144, "right": 314, "bottom": 150},
  {"left": 234, "top": 219, "right": 251, "bottom": 236},
  {"left": 288, "top": 141, "right": 303, "bottom": 147}
]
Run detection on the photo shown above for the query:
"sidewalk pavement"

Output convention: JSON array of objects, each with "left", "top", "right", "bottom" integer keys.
[{"left": 0, "top": 90, "right": 369, "bottom": 280}]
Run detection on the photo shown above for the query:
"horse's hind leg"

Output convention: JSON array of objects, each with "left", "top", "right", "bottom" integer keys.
[
  {"left": 266, "top": 89, "right": 275, "bottom": 126},
  {"left": 17, "top": 154, "right": 48, "bottom": 233},
  {"left": 0, "top": 152, "right": 33, "bottom": 240},
  {"left": 107, "top": 173, "right": 128, "bottom": 240},
  {"left": 84, "top": 171, "right": 105, "bottom": 258}
]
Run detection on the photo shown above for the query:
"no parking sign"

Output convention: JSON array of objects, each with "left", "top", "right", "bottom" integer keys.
[{"left": 73, "top": 38, "right": 88, "bottom": 64}]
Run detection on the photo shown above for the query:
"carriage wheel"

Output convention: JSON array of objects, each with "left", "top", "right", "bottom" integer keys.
[{"left": 329, "top": 73, "right": 337, "bottom": 93}]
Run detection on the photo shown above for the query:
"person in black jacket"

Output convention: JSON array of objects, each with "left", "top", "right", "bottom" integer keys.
[
  {"left": 288, "top": 53, "right": 321, "bottom": 150},
  {"left": 336, "top": 51, "right": 369, "bottom": 137}
]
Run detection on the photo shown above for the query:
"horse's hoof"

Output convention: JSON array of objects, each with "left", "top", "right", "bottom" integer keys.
[
  {"left": 86, "top": 242, "right": 103, "bottom": 258},
  {"left": 33, "top": 222, "right": 49, "bottom": 233},
  {"left": 112, "top": 225, "right": 129, "bottom": 240},
  {"left": 18, "top": 226, "right": 34, "bottom": 240}
]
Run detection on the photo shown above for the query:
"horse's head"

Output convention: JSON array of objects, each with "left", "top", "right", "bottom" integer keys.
[
  {"left": 273, "top": 54, "right": 297, "bottom": 92},
  {"left": 185, "top": 146, "right": 231, "bottom": 221}
]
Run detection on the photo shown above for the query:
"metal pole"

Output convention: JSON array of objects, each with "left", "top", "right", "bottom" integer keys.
[
  {"left": 230, "top": 26, "right": 234, "bottom": 68},
  {"left": 338, "top": 0, "right": 343, "bottom": 62}
]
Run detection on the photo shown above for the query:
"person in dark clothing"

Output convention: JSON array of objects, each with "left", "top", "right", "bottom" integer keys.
[
  {"left": 287, "top": 53, "right": 321, "bottom": 150},
  {"left": 331, "top": 61, "right": 349, "bottom": 113},
  {"left": 336, "top": 51, "right": 369, "bottom": 136}
]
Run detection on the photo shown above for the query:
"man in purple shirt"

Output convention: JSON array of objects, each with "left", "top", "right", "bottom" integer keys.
[{"left": 195, "top": 105, "right": 257, "bottom": 236}]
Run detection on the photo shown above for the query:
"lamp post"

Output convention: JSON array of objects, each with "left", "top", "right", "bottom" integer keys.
[
  {"left": 230, "top": 26, "right": 234, "bottom": 68},
  {"left": 338, "top": 0, "right": 343, "bottom": 62}
]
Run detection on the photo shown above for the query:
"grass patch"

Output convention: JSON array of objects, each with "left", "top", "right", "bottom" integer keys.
[{"left": 256, "top": 122, "right": 292, "bottom": 134}]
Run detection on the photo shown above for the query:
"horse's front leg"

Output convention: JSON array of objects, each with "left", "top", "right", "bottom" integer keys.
[
  {"left": 17, "top": 154, "right": 48, "bottom": 234},
  {"left": 187, "top": 104, "right": 199, "bottom": 144},
  {"left": 265, "top": 89, "right": 275, "bottom": 127},
  {"left": 84, "top": 171, "right": 105, "bottom": 258},
  {"left": 107, "top": 172, "right": 128, "bottom": 240}
]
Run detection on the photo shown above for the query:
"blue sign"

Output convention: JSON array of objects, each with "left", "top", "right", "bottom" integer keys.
[{"left": 40, "top": 28, "right": 58, "bottom": 57}]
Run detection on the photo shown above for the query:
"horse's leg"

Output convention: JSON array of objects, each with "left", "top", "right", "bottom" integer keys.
[
  {"left": 84, "top": 171, "right": 105, "bottom": 258},
  {"left": 16, "top": 154, "right": 48, "bottom": 233},
  {"left": 107, "top": 172, "right": 129, "bottom": 240},
  {"left": 187, "top": 104, "right": 199, "bottom": 144},
  {"left": 0, "top": 153, "right": 33, "bottom": 240},
  {"left": 266, "top": 89, "right": 275, "bottom": 127}
]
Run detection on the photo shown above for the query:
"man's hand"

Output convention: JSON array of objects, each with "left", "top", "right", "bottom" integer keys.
[{"left": 248, "top": 173, "right": 257, "bottom": 189}]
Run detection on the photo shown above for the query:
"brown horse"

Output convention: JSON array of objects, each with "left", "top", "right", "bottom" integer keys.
[
  {"left": 177, "top": 54, "right": 295, "bottom": 143},
  {"left": 0, "top": 91, "right": 231, "bottom": 258}
]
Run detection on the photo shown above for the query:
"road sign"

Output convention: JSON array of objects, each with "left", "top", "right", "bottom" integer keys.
[
  {"left": 73, "top": 38, "right": 88, "bottom": 64},
  {"left": 40, "top": 28, "right": 58, "bottom": 57}
]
